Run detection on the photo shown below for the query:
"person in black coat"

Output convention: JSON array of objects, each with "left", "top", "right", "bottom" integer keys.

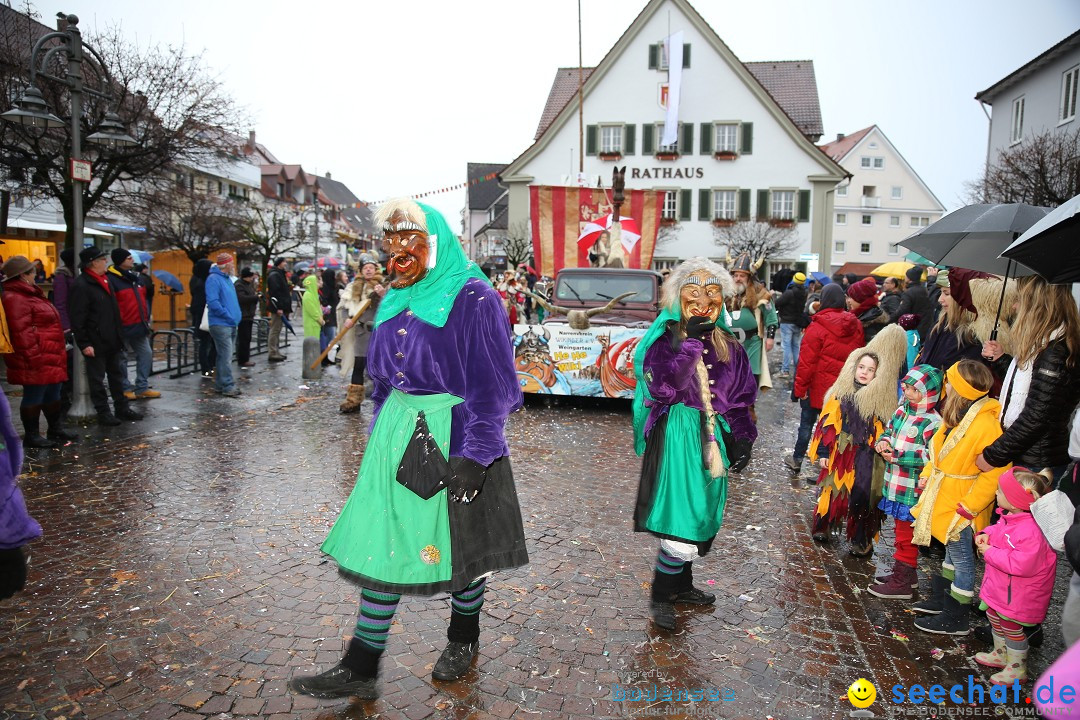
[
  {"left": 774, "top": 272, "right": 807, "bottom": 377},
  {"left": 898, "top": 266, "right": 934, "bottom": 341},
  {"left": 320, "top": 267, "right": 340, "bottom": 367},
  {"left": 69, "top": 247, "right": 143, "bottom": 426},
  {"left": 266, "top": 258, "right": 291, "bottom": 362},
  {"left": 879, "top": 276, "right": 903, "bottom": 323},
  {"left": 189, "top": 258, "right": 217, "bottom": 376},
  {"left": 978, "top": 276, "right": 1080, "bottom": 477},
  {"left": 234, "top": 267, "right": 260, "bottom": 367}
]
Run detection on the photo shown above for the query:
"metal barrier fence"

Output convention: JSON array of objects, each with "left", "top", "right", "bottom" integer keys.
[{"left": 132, "top": 318, "right": 291, "bottom": 379}]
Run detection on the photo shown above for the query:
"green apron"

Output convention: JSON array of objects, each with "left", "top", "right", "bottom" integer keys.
[{"left": 322, "top": 390, "right": 462, "bottom": 587}]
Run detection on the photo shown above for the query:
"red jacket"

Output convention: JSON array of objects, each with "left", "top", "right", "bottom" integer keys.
[
  {"left": 1, "top": 280, "right": 68, "bottom": 385},
  {"left": 106, "top": 266, "right": 150, "bottom": 328},
  {"left": 793, "top": 307, "right": 864, "bottom": 408}
]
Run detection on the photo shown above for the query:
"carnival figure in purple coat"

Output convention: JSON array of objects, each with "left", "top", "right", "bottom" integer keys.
[
  {"left": 0, "top": 391, "right": 42, "bottom": 601},
  {"left": 631, "top": 258, "right": 758, "bottom": 632},
  {"left": 290, "top": 199, "right": 527, "bottom": 700}
]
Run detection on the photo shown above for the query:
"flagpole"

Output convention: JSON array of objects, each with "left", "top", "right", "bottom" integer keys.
[{"left": 578, "top": 0, "right": 584, "bottom": 176}]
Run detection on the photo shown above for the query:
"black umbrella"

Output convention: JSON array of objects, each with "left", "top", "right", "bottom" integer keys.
[
  {"left": 898, "top": 202, "right": 1050, "bottom": 339},
  {"left": 898, "top": 203, "right": 1049, "bottom": 276},
  {"left": 999, "top": 193, "right": 1080, "bottom": 283}
]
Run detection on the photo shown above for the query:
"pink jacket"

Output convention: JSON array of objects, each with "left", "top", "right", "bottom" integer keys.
[{"left": 978, "top": 509, "right": 1058, "bottom": 624}]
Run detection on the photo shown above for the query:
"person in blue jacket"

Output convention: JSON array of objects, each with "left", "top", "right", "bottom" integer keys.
[{"left": 204, "top": 253, "right": 243, "bottom": 397}]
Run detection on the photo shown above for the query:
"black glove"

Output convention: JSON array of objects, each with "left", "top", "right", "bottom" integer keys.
[
  {"left": 448, "top": 457, "right": 487, "bottom": 503},
  {"left": 790, "top": 390, "right": 799, "bottom": 403},
  {"left": 0, "top": 547, "right": 28, "bottom": 601},
  {"left": 728, "top": 438, "right": 754, "bottom": 473},
  {"left": 685, "top": 315, "right": 715, "bottom": 340}
]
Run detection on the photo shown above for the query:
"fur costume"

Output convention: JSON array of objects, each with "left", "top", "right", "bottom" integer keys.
[
  {"left": 337, "top": 274, "right": 384, "bottom": 377},
  {"left": 809, "top": 325, "right": 908, "bottom": 545}
]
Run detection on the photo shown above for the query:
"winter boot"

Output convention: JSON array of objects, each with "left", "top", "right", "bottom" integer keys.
[
  {"left": 432, "top": 640, "right": 480, "bottom": 681},
  {"left": 289, "top": 637, "right": 380, "bottom": 699},
  {"left": 989, "top": 645, "right": 1028, "bottom": 685},
  {"left": 650, "top": 563, "right": 680, "bottom": 630},
  {"left": 914, "top": 593, "right": 970, "bottom": 635},
  {"left": 43, "top": 401, "right": 78, "bottom": 443},
  {"left": 670, "top": 562, "right": 716, "bottom": 605},
  {"left": 867, "top": 561, "right": 917, "bottom": 599},
  {"left": 912, "top": 574, "right": 949, "bottom": 615},
  {"left": 339, "top": 384, "right": 365, "bottom": 414},
  {"left": 19, "top": 405, "right": 56, "bottom": 448},
  {"left": 975, "top": 633, "right": 1008, "bottom": 669},
  {"left": 875, "top": 559, "right": 919, "bottom": 589},
  {"left": 783, "top": 454, "right": 802, "bottom": 474}
]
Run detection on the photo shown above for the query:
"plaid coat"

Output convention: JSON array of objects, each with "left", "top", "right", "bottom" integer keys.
[{"left": 880, "top": 365, "right": 942, "bottom": 506}]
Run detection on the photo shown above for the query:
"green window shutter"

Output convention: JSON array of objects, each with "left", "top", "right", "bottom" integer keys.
[
  {"left": 648, "top": 44, "right": 658, "bottom": 70},
  {"left": 623, "top": 124, "right": 635, "bottom": 155},
  {"left": 798, "top": 189, "right": 811, "bottom": 222},
  {"left": 699, "top": 123, "right": 713, "bottom": 155},
  {"left": 699, "top": 189, "right": 711, "bottom": 221},
  {"left": 679, "top": 189, "right": 692, "bottom": 221},
  {"left": 682, "top": 44, "right": 691, "bottom": 68},
  {"left": 681, "top": 123, "right": 693, "bottom": 155},
  {"left": 586, "top": 125, "right": 597, "bottom": 156},
  {"left": 741, "top": 122, "right": 754, "bottom": 155},
  {"left": 642, "top": 124, "right": 655, "bottom": 154},
  {"left": 738, "top": 189, "right": 751, "bottom": 221},
  {"left": 757, "top": 189, "right": 770, "bottom": 220}
]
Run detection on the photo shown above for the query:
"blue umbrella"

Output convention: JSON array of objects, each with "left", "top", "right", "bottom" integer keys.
[
  {"left": 152, "top": 269, "right": 183, "bottom": 292},
  {"left": 281, "top": 314, "right": 297, "bottom": 336},
  {"left": 805, "top": 271, "right": 831, "bottom": 286},
  {"left": 130, "top": 249, "right": 154, "bottom": 265}
]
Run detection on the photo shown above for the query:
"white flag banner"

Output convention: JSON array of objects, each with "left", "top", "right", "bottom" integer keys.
[{"left": 661, "top": 31, "right": 684, "bottom": 147}]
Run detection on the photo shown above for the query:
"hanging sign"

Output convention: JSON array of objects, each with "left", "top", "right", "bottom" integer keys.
[{"left": 70, "top": 159, "right": 92, "bottom": 183}]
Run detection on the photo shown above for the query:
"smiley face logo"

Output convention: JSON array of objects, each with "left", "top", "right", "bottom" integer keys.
[{"left": 847, "top": 678, "right": 876, "bottom": 708}]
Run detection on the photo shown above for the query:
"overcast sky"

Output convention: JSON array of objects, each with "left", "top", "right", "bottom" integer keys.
[{"left": 61, "top": 0, "right": 1080, "bottom": 228}]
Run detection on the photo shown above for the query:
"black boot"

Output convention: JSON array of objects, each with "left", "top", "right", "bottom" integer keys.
[
  {"left": 912, "top": 574, "right": 949, "bottom": 615},
  {"left": 649, "top": 565, "right": 679, "bottom": 631},
  {"left": 670, "top": 562, "right": 715, "bottom": 605},
  {"left": 434, "top": 609, "right": 481, "bottom": 681},
  {"left": 115, "top": 404, "right": 143, "bottom": 421},
  {"left": 19, "top": 405, "right": 56, "bottom": 448},
  {"left": 43, "top": 402, "right": 78, "bottom": 443},
  {"left": 289, "top": 638, "right": 379, "bottom": 699},
  {"left": 914, "top": 593, "right": 970, "bottom": 635}
]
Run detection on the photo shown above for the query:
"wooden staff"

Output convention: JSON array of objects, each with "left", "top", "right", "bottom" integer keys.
[{"left": 309, "top": 298, "right": 372, "bottom": 370}]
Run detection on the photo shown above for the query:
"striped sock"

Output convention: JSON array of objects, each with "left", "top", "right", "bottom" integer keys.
[
  {"left": 353, "top": 588, "right": 401, "bottom": 654},
  {"left": 655, "top": 548, "right": 685, "bottom": 576},
  {"left": 451, "top": 577, "right": 488, "bottom": 616},
  {"left": 988, "top": 608, "right": 1029, "bottom": 650}
]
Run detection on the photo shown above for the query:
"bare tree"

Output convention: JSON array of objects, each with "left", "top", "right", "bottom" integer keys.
[
  {"left": 118, "top": 179, "right": 247, "bottom": 263},
  {"left": 237, "top": 201, "right": 308, "bottom": 285},
  {"left": 712, "top": 220, "right": 800, "bottom": 263},
  {"left": 504, "top": 219, "right": 532, "bottom": 269},
  {"left": 0, "top": 9, "right": 246, "bottom": 246},
  {"left": 655, "top": 221, "right": 681, "bottom": 250},
  {"left": 965, "top": 127, "right": 1080, "bottom": 207}
]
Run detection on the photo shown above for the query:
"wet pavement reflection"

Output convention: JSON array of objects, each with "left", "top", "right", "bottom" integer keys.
[{"left": 0, "top": 352, "right": 1072, "bottom": 719}]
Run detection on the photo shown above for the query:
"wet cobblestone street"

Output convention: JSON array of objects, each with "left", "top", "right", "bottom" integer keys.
[{"left": 0, "top": 350, "right": 1073, "bottom": 720}]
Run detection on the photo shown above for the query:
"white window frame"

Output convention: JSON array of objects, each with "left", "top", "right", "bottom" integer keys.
[
  {"left": 836, "top": 184, "right": 848, "bottom": 197},
  {"left": 712, "top": 189, "right": 737, "bottom": 220},
  {"left": 1011, "top": 96, "right": 1025, "bottom": 144},
  {"left": 861, "top": 214, "right": 872, "bottom": 226},
  {"left": 860, "top": 156, "right": 872, "bottom": 169},
  {"left": 661, "top": 188, "right": 678, "bottom": 220},
  {"left": 771, "top": 190, "right": 795, "bottom": 220},
  {"left": 888, "top": 243, "right": 900, "bottom": 256},
  {"left": 859, "top": 242, "right": 871, "bottom": 255},
  {"left": 655, "top": 123, "right": 680, "bottom": 154},
  {"left": 873, "top": 157, "right": 884, "bottom": 169},
  {"left": 658, "top": 40, "right": 669, "bottom": 70},
  {"left": 600, "top": 124, "right": 624, "bottom": 154},
  {"left": 910, "top": 216, "right": 922, "bottom": 227},
  {"left": 714, "top": 123, "right": 739, "bottom": 153},
  {"left": 891, "top": 186, "right": 903, "bottom": 200},
  {"left": 889, "top": 215, "right": 900, "bottom": 228},
  {"left": 835, "top": 212, "right": 847, "bottom": 225},
  {"left": 921, "top": 217, "right": 931, "bottom": 227},
  {"left": 834, "top": 240, "right": 846, "bottom": 253},
  {"left": 1062, "top": 66, "right": 1078, "bottom": 123}
]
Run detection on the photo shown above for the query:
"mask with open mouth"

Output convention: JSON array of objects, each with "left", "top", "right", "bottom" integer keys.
[
  {"left": 382, "top": 223, "right": 429, "bottom": 289},
  {"left": 680, "top": 270, "right": 725, "bottom": 324}
]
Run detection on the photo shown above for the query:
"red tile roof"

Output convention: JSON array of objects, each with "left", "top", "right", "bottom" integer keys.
[
  {"left": 535, "top": 67, "right": 595, "bottom": 140},
  {"left": 818, "top": 126, "right": 874, "bottom": 162},
  {"left": 743, "top": 61, "right": 824, "bottom": 140}
]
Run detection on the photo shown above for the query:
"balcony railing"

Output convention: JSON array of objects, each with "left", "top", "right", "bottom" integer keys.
[{"left": 861, "top": 197, "right": 881, "bottom": 208}]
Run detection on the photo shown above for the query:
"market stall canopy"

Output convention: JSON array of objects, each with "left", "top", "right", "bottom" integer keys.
[{"left": 4, "top": 218, "right": 112, "bottom": 237}]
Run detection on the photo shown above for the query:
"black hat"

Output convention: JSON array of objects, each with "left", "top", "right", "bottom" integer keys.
[
  {"left": 273, "top": 257, "right": 287, "bottom": 267},
  {"left": 79, "top": 246, "right": 106, "bottom": 266},
  {"left": 906, "top": 266, "right": 925, "bottom": 283},
  {"left": 111, "top": 247, "right": 131, "bottom": 266},
  {"left": 240, "top": 267, "right": 254, "bottom": 278},
  {"left": 60, "top": 248, "right": 75, "bottom": 269}
]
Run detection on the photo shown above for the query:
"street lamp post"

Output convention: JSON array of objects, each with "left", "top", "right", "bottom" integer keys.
[{"left": 1, "top": 12, "right": 137, "bottom": 420}]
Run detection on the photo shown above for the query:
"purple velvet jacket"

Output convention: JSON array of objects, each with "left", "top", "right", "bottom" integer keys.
[
  {"left": 643, "top": 330, "right": 759, "bottom": 442},
  {"left": 0, "top": 393, "right": 41, "bottom": 549},
  {"left": 368, "top": 278, "right": 522, "bottom": 467}
]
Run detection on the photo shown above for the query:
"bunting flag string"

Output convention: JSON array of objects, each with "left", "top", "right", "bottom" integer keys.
[{"left": 297, "top": 172, "right": 501, "bottom": 213}]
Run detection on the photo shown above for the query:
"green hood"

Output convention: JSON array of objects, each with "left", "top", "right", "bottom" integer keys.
[{"left": 374, "top": 202, "right": 489, "bottom": 328}]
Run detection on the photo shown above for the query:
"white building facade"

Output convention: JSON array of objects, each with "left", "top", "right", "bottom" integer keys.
[
  {"left": 501, "top": 0, "right": 846, "bottom": 274},
  {"left": 821, "top": 126, "right": 945, "bottom": 272}
]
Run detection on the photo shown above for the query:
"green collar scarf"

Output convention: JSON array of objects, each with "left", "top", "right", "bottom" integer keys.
[
  {"left": 373, "top": 202, "right": 489, "bottom": 328},
  {"left": 631, "top": 305, "right": 733, "bottom": 454}
]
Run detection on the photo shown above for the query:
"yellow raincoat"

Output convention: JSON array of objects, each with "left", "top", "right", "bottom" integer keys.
[{"left": 910, "top": 397, "right": 1007, "bottom": 545}]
